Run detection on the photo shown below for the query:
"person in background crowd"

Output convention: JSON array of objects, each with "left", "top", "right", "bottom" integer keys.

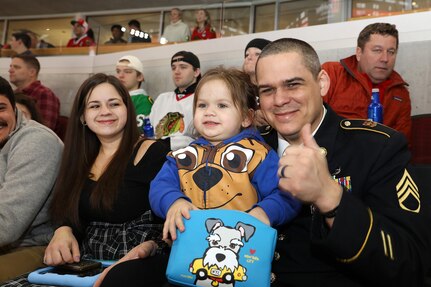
[
  {"left": 127, "top": 19, "right": 152, "bottom": 43},
  {"left": 10, "top": 32, "right": 33, "bottom": 56},
  {"left": 242, "top": 37, "right": 271, "bottom": 127},
  {"left": 14, "top": 92, "right": 43, "bottom": 123},
  {"left": 20, "top": 29, "right": 55, "bottom": 49},
  {"left": 0, "top": 76, "right": 63, "bottom": 282},
  {"left": 149, "top": 51, "right": 201, "bottom": 151},
  {"left": 190, "top": 9, "right": 216, "bottom": 41},
  {"left": 105, "top": 24, "right": 127, "bottom": 44},
  {"left": 67, "top": 18, "right": 94, "bottom": 47},
  {"left": 256, "top": 37, "right": 431, "bottom": 286},
  {"left": 322, "top": 22, "right": 411, "bottom": 142},
  {"left": 43, "top": 74, "right": 170, "bottom": 286},
  {"left": 161, "top": 8, "right": 190, "bottom": 43},
  {"left": 8, "top": 55, "right": 60, "bottom": 133},
  {"left": 115, "top": 55, "right": 153, "bottom": 129},
  {"left": 243, "top": 38, "right": 271, "bottom": 85}
]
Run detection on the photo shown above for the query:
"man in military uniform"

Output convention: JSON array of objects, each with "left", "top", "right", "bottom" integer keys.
[{"left": 256, "top": 38, "right": 431, "bottom": 286}]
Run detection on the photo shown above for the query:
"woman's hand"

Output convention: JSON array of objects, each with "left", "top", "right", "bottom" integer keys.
[
  {"left": 163, "top": 199, "right": 197, "bottom": 241},
  {"left": 43, "top": 226, "right": 80, "bottom": 265},
  {"left": 93, "top": 241, "right": 158, "bottom": 287}
]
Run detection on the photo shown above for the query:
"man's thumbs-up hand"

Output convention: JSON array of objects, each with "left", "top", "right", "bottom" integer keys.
[{"left": 278, "top": 124, "right": 342, "bottom": 216}]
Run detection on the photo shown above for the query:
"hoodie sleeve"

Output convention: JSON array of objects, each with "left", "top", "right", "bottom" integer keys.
[
  {"left": 149, "top": 156, "right": 191, "bottom": 218},
  {"left": 252, "top": 149, "right": 301, "bottom": 226}
]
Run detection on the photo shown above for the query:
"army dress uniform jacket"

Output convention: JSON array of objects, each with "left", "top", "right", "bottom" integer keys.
[{"left": 262, "top": 105, "right": 431, "bottom": 287}]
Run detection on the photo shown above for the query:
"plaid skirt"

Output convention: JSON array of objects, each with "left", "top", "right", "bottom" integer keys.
[
  {"left": 81, "top": 210, "right": 164, "bottom": 260},
  {"left": 1, "top": 211, "right": 165, "bottom": 287}
]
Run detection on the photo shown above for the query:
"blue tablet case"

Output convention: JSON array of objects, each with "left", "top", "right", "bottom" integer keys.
[
  {"left": 28, "top": 260, "right": 115, "bottom": 287},
  {"left": 166, "top": 209, "right": 277, "bottom": 287}
]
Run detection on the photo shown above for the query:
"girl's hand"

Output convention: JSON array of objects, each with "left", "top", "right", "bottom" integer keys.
[{"left": 163, "top": 199, "right": 197, "bottom": 240}]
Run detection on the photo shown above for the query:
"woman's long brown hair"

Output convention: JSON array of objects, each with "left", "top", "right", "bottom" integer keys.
[{"left": 50, "top": 73, "right": 140, "bottom": 229}]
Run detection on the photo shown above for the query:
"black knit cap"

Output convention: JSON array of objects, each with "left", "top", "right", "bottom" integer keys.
[
  {"left": 244, "top": 38, "right": 271, "bottom": 57},
  {"left": 0, "top": 76, "right": 15, "bottom": 108},
  {"left": 171, "top": 51, "right": 200, "bottom": 69}
]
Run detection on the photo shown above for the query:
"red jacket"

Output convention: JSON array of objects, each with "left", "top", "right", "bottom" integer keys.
[
  {"left": 67, "top": 35, "right": 94, "bottom": 47},
  {"left": 191, "top": 25, "right": 216, "bottom": 41},
  {"left": 322, "top": 55, "right": 411, "bottom": 143}
]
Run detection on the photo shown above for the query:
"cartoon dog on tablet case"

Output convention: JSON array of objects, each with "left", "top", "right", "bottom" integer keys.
[{"left": 189, "top": 218, "right": 255, "bottom": 287}]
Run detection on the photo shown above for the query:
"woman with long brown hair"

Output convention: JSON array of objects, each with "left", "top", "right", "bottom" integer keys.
[
  {"left": 190, "top": 9, "right": 217, "bottom": 41},
  {"left": 43, "top": 73, "right": 170, "bottom": 284}
]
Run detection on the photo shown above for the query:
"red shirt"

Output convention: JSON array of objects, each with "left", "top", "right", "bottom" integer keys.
[
  {"left": 191, "top": 25, "right": 216, "bottom": 41},
  {"left": 19, "top": 81, "right": 60, "bottom": 132},
  {"left": 67, "top": 35, "right": 94, "bottom": 47}
]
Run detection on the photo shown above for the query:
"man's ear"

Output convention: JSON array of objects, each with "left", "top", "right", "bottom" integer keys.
[
  {"left": 318, "top": 69, "right": 330, "bottom": 97},
  {"left": 355, "top": 46, "right": 362, "bottom": 62},
  {"left": 28, "top": 67, "right": 38, "bottom": 79},
  {"left": 194, "top": 68, "right": 201, "bottom": 78},
  {"left": 137, "top": 73, "right": 144, "bottom": 82}
]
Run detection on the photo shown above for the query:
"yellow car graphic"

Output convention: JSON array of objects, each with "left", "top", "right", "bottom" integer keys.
[{"left": 189, "top": 258, "right": 247, "bottom": 286}]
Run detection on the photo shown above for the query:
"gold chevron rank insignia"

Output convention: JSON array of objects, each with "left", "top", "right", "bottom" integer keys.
[{"left": 396, "top": 169, "right": 420, "bottom": 213}]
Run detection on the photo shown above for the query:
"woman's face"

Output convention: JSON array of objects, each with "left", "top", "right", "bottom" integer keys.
[
  {"left": 83, "top": 82, "right": 128, "bottom": 141},
  {"left": 195, "top": 10, "right": 207, "bottom": 24}
]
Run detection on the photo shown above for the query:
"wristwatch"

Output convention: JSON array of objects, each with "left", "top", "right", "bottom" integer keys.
[{"left": 311, "top": 204, "right": 339, "bottom": 218}]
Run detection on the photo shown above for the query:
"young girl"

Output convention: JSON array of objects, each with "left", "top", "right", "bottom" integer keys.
[
  {"left": 96, "top": 67, "right": 300, "bottom": 287},
  {"left": 149, "top": 66, "right": 301, "bottom": 241}
]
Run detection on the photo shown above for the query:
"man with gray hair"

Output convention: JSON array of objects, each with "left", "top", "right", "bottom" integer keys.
[{"left": 0, "top": 76, "right": 63, "bottom": 282}]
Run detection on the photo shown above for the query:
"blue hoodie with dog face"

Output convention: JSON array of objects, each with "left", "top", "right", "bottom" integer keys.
[{"left": 149, "top": 127, "right": 300, "bottom": 226}]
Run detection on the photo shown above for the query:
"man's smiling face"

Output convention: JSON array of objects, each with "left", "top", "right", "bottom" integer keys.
[{"left": 0, "top": 95, "right": 16, "bottom": 148}]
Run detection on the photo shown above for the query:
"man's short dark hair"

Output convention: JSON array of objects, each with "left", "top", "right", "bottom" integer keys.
[
  {"left": 0, "top": 76, "right": 16, "bottom": 108},
  {"left": 257, "top": 38, "right": 321, "bottom": 80},
  {"left": 357, "top": 23, "right": 399, "bottom": 49},
  {"left": 111, "top": 24, "right": 123, "bottom": 32},
  {"left": 12, "top": 54, "right": 41, "bottom": 75},
  {"left": 12, "top": 32, "right": 32, "bottom": 49},
  {"left": 128, "top": 19, "right": 141, "bottom": 29}
]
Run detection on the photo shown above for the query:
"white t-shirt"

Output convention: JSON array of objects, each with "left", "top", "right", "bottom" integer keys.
[{"left": 149, "top": 91, "right": 195, "bottom": 151}]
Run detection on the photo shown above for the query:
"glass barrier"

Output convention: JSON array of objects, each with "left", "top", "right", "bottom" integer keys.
[
  {"left": 89, "top": 12, "right": 161, "bottom": 45},
  {"left": 352, "top": 0, "right": 431, "bottom": 18},
  {"left": 278, "top": 0, "right": 346, "bottom": 29},
  {"left": 1, "top": 0, "right": 430, "bottom": 57},
  {"left": 255, "top": 3, "right": 276, "bottom": 33},
  {"left": 0, "top": 20, "right": 4, "bottom": 47},
  {"left": 7, "top": 17, "right": 71, "bottom": 48}
]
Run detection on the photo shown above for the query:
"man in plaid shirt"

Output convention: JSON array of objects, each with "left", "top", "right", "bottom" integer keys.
[{"left": 9, "top": 55, "right": 60, "bottom": 133}]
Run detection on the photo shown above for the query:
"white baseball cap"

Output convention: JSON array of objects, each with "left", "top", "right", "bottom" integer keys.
[{"left": 116, "top": 55, "right": 144, "bottom": 75}]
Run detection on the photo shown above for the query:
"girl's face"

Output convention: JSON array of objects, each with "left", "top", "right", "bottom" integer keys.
[
  {"left": 194, "top": 79, "right": 252, "bottom": 145},
  {"left": 195, "top": 10, "right": 207, "bottom": 23},
  {"left": 83, "top": 82, "right": 127, "bottom": 141}
]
